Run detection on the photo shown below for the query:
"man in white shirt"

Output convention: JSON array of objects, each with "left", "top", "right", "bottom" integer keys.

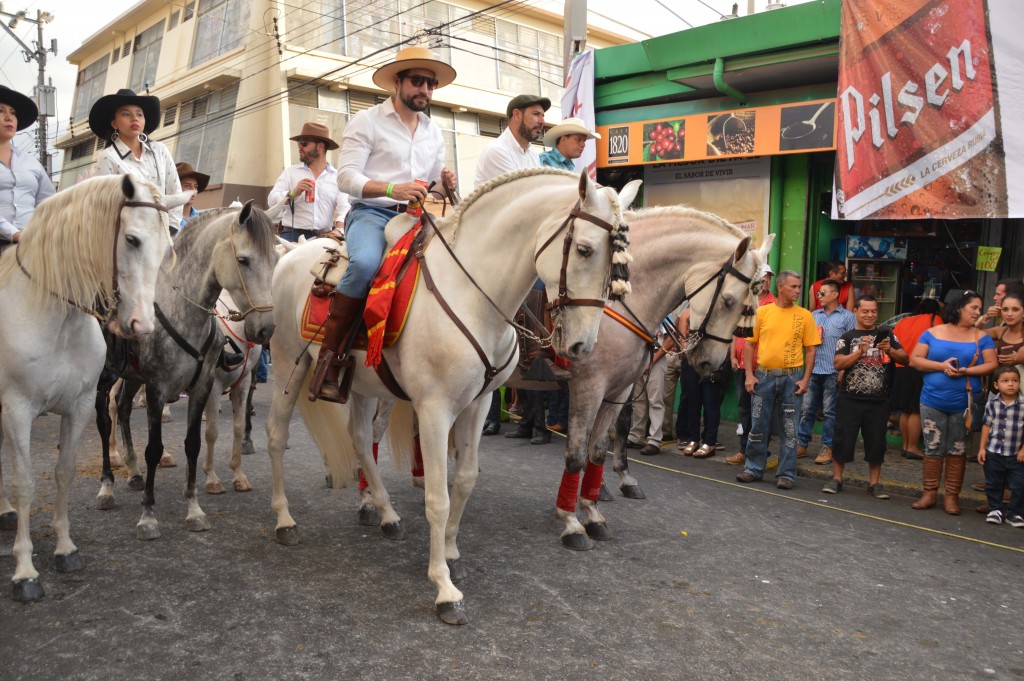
[
  {"left": 268, "top": 122, "right": 350, "bottom": 242},
  {"left": 310, "top": 47, "right": 457, "bottom": 402},
  {"left": 473, "top": 94, "right": 550, "bottom": 188}
]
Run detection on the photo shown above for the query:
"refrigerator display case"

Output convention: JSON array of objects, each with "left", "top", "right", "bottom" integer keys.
[{"left": 831, "top": 236, "right": 907, "bottom": 322}]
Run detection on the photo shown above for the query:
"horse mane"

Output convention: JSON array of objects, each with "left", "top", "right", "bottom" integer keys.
[
  {"left": 172, "top": 204, "right": 277, "bottom": 261},
  {"left": 0, "top": 175, "right": 158, "bottom": 309},
  {"left": 626, "top": 205, "right": 746, "bottom": 240},
  {"left": 449, "top": 167, "right": 578, "bottom": 232}
]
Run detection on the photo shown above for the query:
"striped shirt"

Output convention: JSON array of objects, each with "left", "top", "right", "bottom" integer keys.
[
  {"left": 811, "top": 306, "right": 856, "bottom": 375},
  {"left": 983, "top": 394, "right": 1024, "bottom": 457}
]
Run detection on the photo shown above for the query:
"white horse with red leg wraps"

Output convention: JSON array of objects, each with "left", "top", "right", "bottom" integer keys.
[
  {"left": 0, "top": 175, "right": 176, "bottom": 601},
  {"left": 266, "top": 169, "right": 640, "bottom": 624},
  {"left": 554, "top": 208, "right": 774, "bottom": 550}
]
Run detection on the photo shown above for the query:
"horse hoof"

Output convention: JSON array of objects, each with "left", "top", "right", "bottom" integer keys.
[
  {"left": 411, "top": 476, "right": 424, "bottom": 489},
  {"left": 561, "top": 532, "right": 593, "bottom": 551},
  {"left": 356, "top": 506, "right": 380, "bottom": 527},
  {"left": 598, "top": 484, "right": 614, "bottom": 502},
  {"left": 233, "top": 480, "right": 253, "bottom": 493},
  {"left": 12, "top": 578, "right": 44, "bottom": 603},
  {"left": 55, "top": 550, "right": 85, "bottom": 573},
  {"left": 276, "top": 526, "right": 302, "bottom": 546},
  {"left": 206, "top": 482, "right": 227, "bottom": 495},
  {"left": 186, "top": 515, "right": 211, "bottom": 532},
  {"left": 620, "top": 484, "right": 646, "bottom": 500},
  {"left": 585, "top": 522, "right": 612, "bottom": 542},
  {"left": 136, "top": 523, "right": 161, "bottom": 541},
  {"left": 381, "top": 521, "right": 407, "bottom": 541},
  {"left": 127, "top": 476, "right": 145, "bottom": 491},
  {"left": 0, "top": 511, "right": 17, "bottom": 530},
  {"left": 447, "top": 558, "right": 468, "bottom": 584},
  {"left": 158, "top": 453, "right": 176, "bottom": 468},
  {"left": 241, "top": 439, "right": 255, "bottom": 457},
  {"left": 436, "top": 600, "right": 469, "bottom": 625},
  {"left": 324, "top": 475, "right": 334, "bottom": 489},
  {"left": 96, "top": 495, "right": 115, "bottom": 511}
]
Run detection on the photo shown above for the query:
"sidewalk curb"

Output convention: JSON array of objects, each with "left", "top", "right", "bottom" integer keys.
[{"left": 792, "top": 460, "right": 987, "bottom": 503}]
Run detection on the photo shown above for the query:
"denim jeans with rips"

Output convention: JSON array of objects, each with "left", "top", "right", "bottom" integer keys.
[
  {"left": 743, "top": 370, "right": 804, "bottom": 481},
  {"left": 797, "top": 373, "right": 838, "bottom": 448}
]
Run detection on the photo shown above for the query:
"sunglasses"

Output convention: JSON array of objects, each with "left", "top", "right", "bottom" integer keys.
[
  {"left": 816, "top": 291, "right": 827, "bottom": 297},
  {"left": 403, "top": 74, "right": 439, "bottom": 90},
  {"left": 296, "top": 139, "right": 316, "bottom": 147}
]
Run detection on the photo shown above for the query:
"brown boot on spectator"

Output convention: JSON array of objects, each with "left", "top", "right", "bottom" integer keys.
[
  {"left": 912, "top": 456, "right": 943, "bottom": 510},
  {"left": 943, "top": 455, "right": 966, "bottom": 515}
]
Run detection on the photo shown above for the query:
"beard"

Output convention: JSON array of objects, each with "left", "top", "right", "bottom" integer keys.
[
  {"left": 400, "top": 91, "right": 430, "bottom": 112},
  {"left": 518, "top": 120, "right": 541, "bottom": 143}
]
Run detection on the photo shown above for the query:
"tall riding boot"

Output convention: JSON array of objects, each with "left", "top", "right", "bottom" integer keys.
[
  {"left": 943, "top": 455, "right": 967, "bottom": 515},
  {"left": 911, "top": 456, "right": 944, "bottom": 510},
  {"left": 309, "top": 292, "right": 363, "bottom": 403}
]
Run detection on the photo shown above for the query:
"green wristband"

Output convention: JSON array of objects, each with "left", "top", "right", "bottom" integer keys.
[{"left": 386, "top": 182, "right": 394, "bottom": 198}]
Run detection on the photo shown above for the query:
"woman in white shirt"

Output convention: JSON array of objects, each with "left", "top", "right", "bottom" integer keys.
[
  {"left": 0, "top": 85, "right": 55, "bottom": 247},
  {"left": 90, "top": 88, "right": 183, "bottom": 231}
]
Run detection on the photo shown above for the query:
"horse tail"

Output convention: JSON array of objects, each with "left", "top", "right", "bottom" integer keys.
[
  {"left": 384, "top": 400, "right": 415, "bottom": 476},
  {"left": 296, "top": 370, "right": 358, "bottom": 489}
]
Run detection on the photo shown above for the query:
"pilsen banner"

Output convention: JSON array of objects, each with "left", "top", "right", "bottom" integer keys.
[{"left": 834, "top": 0, "right": 1024, "bottom": 220}]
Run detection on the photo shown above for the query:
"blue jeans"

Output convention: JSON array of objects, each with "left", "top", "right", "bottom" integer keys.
[
  {"left": 797, "top": 373, "right": 838, "bottom": 448},
  {"left": 255, "top": 347, "right": 270, "bottom": 383},
  {"left": 744, "top": 369, "right": 804, "bottom": 481},
  {"left": 984, "top": 454, "right": 1024, "bottom": 516},
  {"left": 336, "top": 204, "right": 396, "bottom": 297}
]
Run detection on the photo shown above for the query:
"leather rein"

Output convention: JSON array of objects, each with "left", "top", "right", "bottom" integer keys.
[{"left": 16, "top": 198, "right": 170, "bottom": 329}]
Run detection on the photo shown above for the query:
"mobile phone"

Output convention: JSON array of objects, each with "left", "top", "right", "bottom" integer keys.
[
  {"left": 950, "top": 358, "right": 959, "bottom": 369},
  {"left": 874, "top": 330, "right": 887, "bottom": 343}
]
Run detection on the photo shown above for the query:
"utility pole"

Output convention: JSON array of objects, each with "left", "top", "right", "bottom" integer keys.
[{"left": 0, "top": 7, "right": 57, "bottom": 173}]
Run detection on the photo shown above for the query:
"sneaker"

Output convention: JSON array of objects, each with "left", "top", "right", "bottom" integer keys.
[
  {"left": 867, "top": 484, "right": 890, "bottom": 499},
  {"left": 796, "top": 444, "right": 808, "bottom": 459},
  {"left": 1009, "top": 514, "right": 1024, "bottom": 528},
  {"left": 986, "top": 510, "right": 1004, "bottom": 525},
  {"left": 736, "top": 470, "right": 761, "bottom": 483},
  {"left": 725, "top": 452, "right": 745, "bottom": 466},
  {"left": 776, "top": 478, "right": 793, "bottom": 490},
  {"left": 822, "top": 479, "right": 842, "bottom": 494},
  {"left": 814, "top": 446, "right": 833, "bottom": 465}
]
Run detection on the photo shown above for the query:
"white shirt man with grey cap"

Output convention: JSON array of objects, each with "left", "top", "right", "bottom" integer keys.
[{"left": 473, "top": 94, "right": 550, "bottom": 188}]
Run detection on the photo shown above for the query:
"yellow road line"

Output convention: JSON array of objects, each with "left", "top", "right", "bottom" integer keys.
[{"left": 631, "top": 457, "right": 1024, "bottom": 555}]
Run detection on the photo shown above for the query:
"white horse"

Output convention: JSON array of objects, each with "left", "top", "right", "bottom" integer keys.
[
  {"left": 554, "top": 208, "right": 774, "bottom": 549},
  {"left": 0, "top": 175, "right": 178, "bottom": 601},
  {"left": 267, "top": 169, "right": 640, "bottom": 624}
]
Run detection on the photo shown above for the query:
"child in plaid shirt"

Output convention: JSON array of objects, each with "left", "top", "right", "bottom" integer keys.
[{"left": 977, "top": 365, "right": 1024, "bottom": 526}]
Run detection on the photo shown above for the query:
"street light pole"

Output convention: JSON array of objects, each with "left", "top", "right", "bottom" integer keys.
[{"left": 0, "top": 7, "right": 57, "bottom": 172}]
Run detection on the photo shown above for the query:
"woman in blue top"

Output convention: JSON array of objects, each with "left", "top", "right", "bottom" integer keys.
[{"left": 910, "top": 291, "right": 997, "bottom": 514}]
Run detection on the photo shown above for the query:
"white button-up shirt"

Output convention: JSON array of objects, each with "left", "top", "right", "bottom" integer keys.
[
  {"left": 474, "top": 127, "right": 540, "bottom": 187},
  {"left": 94, "top": 137, "right": 183, "bottom": 229},
  {"left": 268, "top": 163, "right": 350, "bottom": 232},
  {"left": 0, "top": 145, "right": 56, "bottom": 240},
  {"left": 337, "top": 97, "right": 445, "bottom": 206}
]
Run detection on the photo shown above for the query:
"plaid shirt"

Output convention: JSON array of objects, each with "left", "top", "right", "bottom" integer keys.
[{"left": 983, "top": 393, "right": 1024, "bottom": 457}]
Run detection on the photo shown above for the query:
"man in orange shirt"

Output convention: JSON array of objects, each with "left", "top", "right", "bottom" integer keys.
[
  {"left": 738, "top": 270, "right": 821, "bottom": 489},
  {"left": 810, "top": 260, "right": 855, "bottom": 311}
]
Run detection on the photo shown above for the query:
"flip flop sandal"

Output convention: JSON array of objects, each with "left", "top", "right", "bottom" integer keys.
[
  {"left": 693, "top": 443, "right": 717, "bottom": 459},
  {"left": 679, "top": 441, "right": 698, "bottom": 456}
]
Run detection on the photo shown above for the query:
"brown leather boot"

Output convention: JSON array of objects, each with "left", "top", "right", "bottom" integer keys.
[
  {"left": 911, "top": 456, "right": 944, "bottom": 510},
  {"left": 943, "top": 455, "right": 967, "bottom": 515},
  {"left": 309, "top": 292, "right": 363, "bottom": 403}
]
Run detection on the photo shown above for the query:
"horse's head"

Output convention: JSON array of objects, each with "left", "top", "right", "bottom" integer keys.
[
  {"left": 686, "top": 232, "right": 776, "bottom": 379},
  {"left": 536, "top": 172, "right": 641, "bottom": 361},
  {"left": 111, "top": 175, "right": 177, "bottom": 338},
  {"left": 212, "top": 200, "right": 279, "bottom": 345}
]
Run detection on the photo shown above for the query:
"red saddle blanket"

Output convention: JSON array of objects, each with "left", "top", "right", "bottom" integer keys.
[{"left": 300, "top": 236, "right": 421, "bottom": 356}]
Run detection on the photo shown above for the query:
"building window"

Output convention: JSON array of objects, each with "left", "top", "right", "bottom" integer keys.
[
  {"left": 429, "top": 105, "right": 454, "bottom": 131},
  {"left": 294, "top": 0, "right": 346, "bottom": 56},
  {"left": 191, "top": 0, "right": 252, "bottom": 68},
  {"left": 169, "top": 11, "right": 180, "bottom": 31},
  {"left": 449, "top": 7, "right": 496, "bottom": 90},
  {"left": 69, "top": 139, "right": 95, "bottom": 160},
  {"left": 174, "top": 82, "right": 239, "bottom": 185},
  {"left": 400, "top": 0, "right": 450, "bottom": 63},
  {"left": 129, "top": 22, "right": 164, "bottom": 93},
  {"left": 122, "top": 40, "right": 132, "bottom": 59},
  {"left": 183, "top": 2, "right": 195, "bottom": 21},
  {"left": 287, "top": 79, "right": 319, "bottom": 108},
  {"left": 111, "top": 47, "right": 119, "bottom": 64},
  {"left": 72, "top": 55, "right": 109, "bottom": 121},
  {"left": 163, "top": 106, "right": 177, "bottom": 127},
  {"left": 346, "top": 0, "right": 400, "bottom": 59},
  {"left": 478, "top": 114, "right": 502, "bottom": 138}
]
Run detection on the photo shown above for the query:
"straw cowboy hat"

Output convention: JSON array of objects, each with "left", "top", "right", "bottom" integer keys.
[
  {"left": 0, "top": 85, "right": 39, "bottom": 131},
  {"left": 175, "top": 162, "right": 210, "bottom": 193},
  {"left": 288, "top": 121, "right": 339, "bottom": 151},
  {"left": 89, "top": 88, "right": 161, "bottom": 140},
  {"left": 371, "top": 46, "right": 456, "bottom": 91},
  {"left": 543, "top": 117, "right": 601, "bottom": 148}
]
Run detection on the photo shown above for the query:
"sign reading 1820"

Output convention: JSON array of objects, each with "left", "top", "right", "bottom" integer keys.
[{"left": 607, "top": 126, "right": 630, "bottom": 165}]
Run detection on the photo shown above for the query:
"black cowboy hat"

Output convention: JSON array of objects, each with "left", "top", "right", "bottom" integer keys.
[
  {"left": 88, "top": 88, "right": 161, "bottom": 140},
  {"left": 0, "top": 85, "right": 39, "bottom": 131}
]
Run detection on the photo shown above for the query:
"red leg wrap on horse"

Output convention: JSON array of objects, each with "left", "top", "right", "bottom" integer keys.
[
  {"left": 359, "top": 443, "right": 381, "bottom": 492},
  {"left": 372, "top": 441, "right": 379, "bottom": 463},
  {"left": 557, "top": 470, "right": 581, "bottom": 512},
  {"left": 412, "top": 437, "right": 424, "bottom": 477},
  {"left": 581, "top": 461, "right": 604, "bottom": 501}
]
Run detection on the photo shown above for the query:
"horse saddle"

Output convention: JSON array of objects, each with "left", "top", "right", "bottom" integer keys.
[{"left": 310, "top": 213, "right": 421, "bottom": 294}]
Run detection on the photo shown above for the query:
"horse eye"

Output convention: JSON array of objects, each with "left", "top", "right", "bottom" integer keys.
[
  {"left": 576, "top": 244, "right": 593, "bottom": 258},
  {"left": 723, "top": 294, "right": 736, "bottom": 308},
  {"left": 236, "top": 256, "right": 250, "bottom": 267},
  {"left": 125, "top": 234, "right": 140, "bottom": 247}
]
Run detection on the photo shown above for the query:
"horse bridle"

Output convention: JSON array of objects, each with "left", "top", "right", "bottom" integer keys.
[
  {"left": 534, "top": 201, "right": 620, "bottom": 312},
  {"left": 679, "top": 258, "right": 754, "bottom": 347}
]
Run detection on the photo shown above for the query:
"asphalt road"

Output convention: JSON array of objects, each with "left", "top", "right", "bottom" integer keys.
[{"left": 2, "top": 383, "right": 1023, "bottom": 680}]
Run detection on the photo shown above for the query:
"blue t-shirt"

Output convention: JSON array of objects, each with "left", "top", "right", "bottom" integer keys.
[{"left": 919, "top": 329, "right": 995, "bottom": 411}]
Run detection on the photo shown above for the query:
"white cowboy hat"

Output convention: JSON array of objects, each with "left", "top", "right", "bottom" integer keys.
[
  {"left": 372, "top": 46, "right": 457, "bottom": 91},
  {"left": 543, "top": 117, "right": 601, "bottom": 148}
]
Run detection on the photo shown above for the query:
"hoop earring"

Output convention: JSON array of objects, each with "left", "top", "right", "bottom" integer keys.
[
  {"left": 138, "top": 132, "right": 148, "bottom": 142},
  {"left": 110, "top": 130, "right": 119, "bottom": 142}
]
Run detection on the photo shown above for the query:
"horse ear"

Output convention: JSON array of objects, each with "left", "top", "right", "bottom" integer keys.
[
  {"left": 121, "top": 174, "right": 136, "bottom": 200},
  {"left": 617, "top": 179, "right": 642, "bottom": 211},
  {"left": 577, "top": 170, "right": 596, "bottom": 202},
  {"left": 733, "top": 235, "right": 752, "bottom": 263},
  {"left": 237, "top": 199, "right": 254, "bottom": 225}
]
